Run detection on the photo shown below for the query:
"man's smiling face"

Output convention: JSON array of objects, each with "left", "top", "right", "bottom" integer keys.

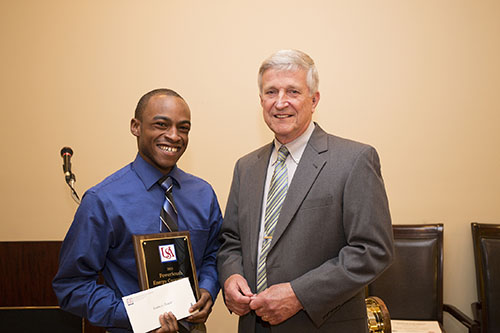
[
  {"left": 260, "top": 68, "right": 320, "bottom": 144},
  {"left": 131, "top": 94, "right": 191, "bottom": 174}
]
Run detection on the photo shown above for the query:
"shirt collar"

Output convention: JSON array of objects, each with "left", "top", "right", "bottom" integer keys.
[
  {"left": 132, "top": 154, "right": 181, "bottom": 190},
  {"left": 271, "top": 121, "right": 315, "bottom": 165}
]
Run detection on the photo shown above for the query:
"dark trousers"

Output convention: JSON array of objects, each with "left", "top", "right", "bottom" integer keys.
[{"left": 255, "top": 317, "right": 271, "bottom": 333}]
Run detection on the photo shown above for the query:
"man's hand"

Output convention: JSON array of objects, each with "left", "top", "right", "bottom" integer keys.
[
  {"left": 154, "top": 312, "right": 178, "bottom": 333},
  {"left": 223, "top": 274, "right": 255, "bottom": 316},
  {"left": 153, "top": 288, "right": 213, "bottom": 332},
  {"left": 186, "top": 288, "right": 213, "bottom": 323},
  {"left": 249, "top": 282, "right": 303, "bottom": 325}
]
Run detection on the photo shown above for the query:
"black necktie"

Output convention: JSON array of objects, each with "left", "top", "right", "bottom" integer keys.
[{"left": 159, "top": 176, "right": 178, "bottom": 232}]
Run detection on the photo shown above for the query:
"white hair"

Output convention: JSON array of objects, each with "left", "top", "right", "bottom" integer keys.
[{"left": 258, "top": 49, "right": 319, "bottom": 95}]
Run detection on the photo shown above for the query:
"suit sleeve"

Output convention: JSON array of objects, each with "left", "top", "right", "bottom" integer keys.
[{"left": 290, "top": 146, "right": 394, "bottom": 326}]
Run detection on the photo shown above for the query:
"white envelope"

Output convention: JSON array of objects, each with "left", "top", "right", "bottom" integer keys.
[{"left": 122, "top": 277, "right": 196, "bottom": 333}]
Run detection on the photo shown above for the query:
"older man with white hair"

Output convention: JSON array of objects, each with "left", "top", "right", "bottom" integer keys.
[{"left": 217, "top": 49, "right": 394, "bottom": 332}]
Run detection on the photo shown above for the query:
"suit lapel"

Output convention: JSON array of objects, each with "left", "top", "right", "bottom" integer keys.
[
  {"left": 270, "top": 125, "right": 328, "bottom": 250},
  {"left": 247, "top": 143, "right": 273, "bottom": 266}
]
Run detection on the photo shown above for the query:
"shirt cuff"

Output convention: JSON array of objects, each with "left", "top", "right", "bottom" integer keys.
[{"left": 198, "top": 279, "right": 220, "bottom": 302}]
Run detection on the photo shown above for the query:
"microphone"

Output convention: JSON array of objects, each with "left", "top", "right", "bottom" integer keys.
[
  {"left": 60, "top": 146, "right": 80, "bottom": 204},
  {"left": 60, "top": 146, "right": 74, "bottom": 183}
]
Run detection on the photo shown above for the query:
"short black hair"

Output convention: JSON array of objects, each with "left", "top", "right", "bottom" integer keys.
[{"left": 134, "top": 88, "right": 184, "bottom": 120}]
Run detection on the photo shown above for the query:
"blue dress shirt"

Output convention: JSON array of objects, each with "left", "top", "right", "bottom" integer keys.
[{"left": 53, "top": 154, "right": 222, "bottom": 332}]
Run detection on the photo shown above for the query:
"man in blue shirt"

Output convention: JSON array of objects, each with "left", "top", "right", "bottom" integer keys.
[{"left": 53, "top": 88, "right": 222, "bottom": 332}]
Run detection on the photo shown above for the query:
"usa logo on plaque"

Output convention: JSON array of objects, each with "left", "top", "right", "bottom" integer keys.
[{"left": 159, "top": 244, "right": 177, "bottom": 263}]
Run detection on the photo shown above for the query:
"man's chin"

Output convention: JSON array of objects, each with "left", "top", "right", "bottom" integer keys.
[
  {"left": 153, "top": 157, "right": 181, "bottom": 174},
  {"left": 271, "top": 128, "right": 295, "bottom": 143}
]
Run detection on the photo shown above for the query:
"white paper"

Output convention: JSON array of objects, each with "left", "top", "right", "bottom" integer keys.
[
  {"left": 122, "top": 277, "right": 196, "bottom": 333},
  {"left": 391, "top": 320, "right": 442, "bottom": 333}
]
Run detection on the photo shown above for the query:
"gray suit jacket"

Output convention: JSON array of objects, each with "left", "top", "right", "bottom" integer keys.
[{"left": 217, "top": 124, "right": 394, "bottom": 332}]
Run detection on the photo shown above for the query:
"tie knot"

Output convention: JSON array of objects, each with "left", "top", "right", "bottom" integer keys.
[
  {"left": 159, "top": 176, "right": 174, "bottom": 193},
  {"left": 277, "top": 146, "right": 289, "bottom": 163}
]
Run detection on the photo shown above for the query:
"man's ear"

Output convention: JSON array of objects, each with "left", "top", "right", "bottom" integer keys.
[
  {"left": 312, "top": 91, "right": 320, "bottom": 109},
  {"left": 130, "top": 118, "right": 141, "bottom": 137}
]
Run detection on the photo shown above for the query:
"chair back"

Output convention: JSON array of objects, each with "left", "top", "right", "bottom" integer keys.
[
  {"left": 471, "top": 222, "right": 500, "bottom": 333},
  {"left": 367, "top": 224, "right": 444, "bottom": 323}
]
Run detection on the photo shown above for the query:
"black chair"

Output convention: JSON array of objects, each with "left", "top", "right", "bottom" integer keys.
[
  {"left": 471, "top": 222, "right": 500, "bottom": 333},
  {"left": 366, "top": 224, "right": 479, "bottom": 332}
]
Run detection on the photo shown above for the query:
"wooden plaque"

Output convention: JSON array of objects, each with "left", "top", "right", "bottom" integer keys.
[{"left": 132, "top": 232, "right": 200, "bottom": 300}]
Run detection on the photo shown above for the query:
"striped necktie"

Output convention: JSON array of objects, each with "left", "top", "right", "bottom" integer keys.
[
  {"left": 159, "top": 176, "right": 178, "bottom": 232},
  {"left": 159, "top": 177, "right": 196, "bottom": 333},
  {"left": 256, "top": 145, "right": 289, "bottom": 293}
]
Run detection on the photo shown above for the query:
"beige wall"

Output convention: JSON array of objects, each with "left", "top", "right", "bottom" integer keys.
[{"left": 1, "top": 1, "right": 499, "bottom": 332}]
